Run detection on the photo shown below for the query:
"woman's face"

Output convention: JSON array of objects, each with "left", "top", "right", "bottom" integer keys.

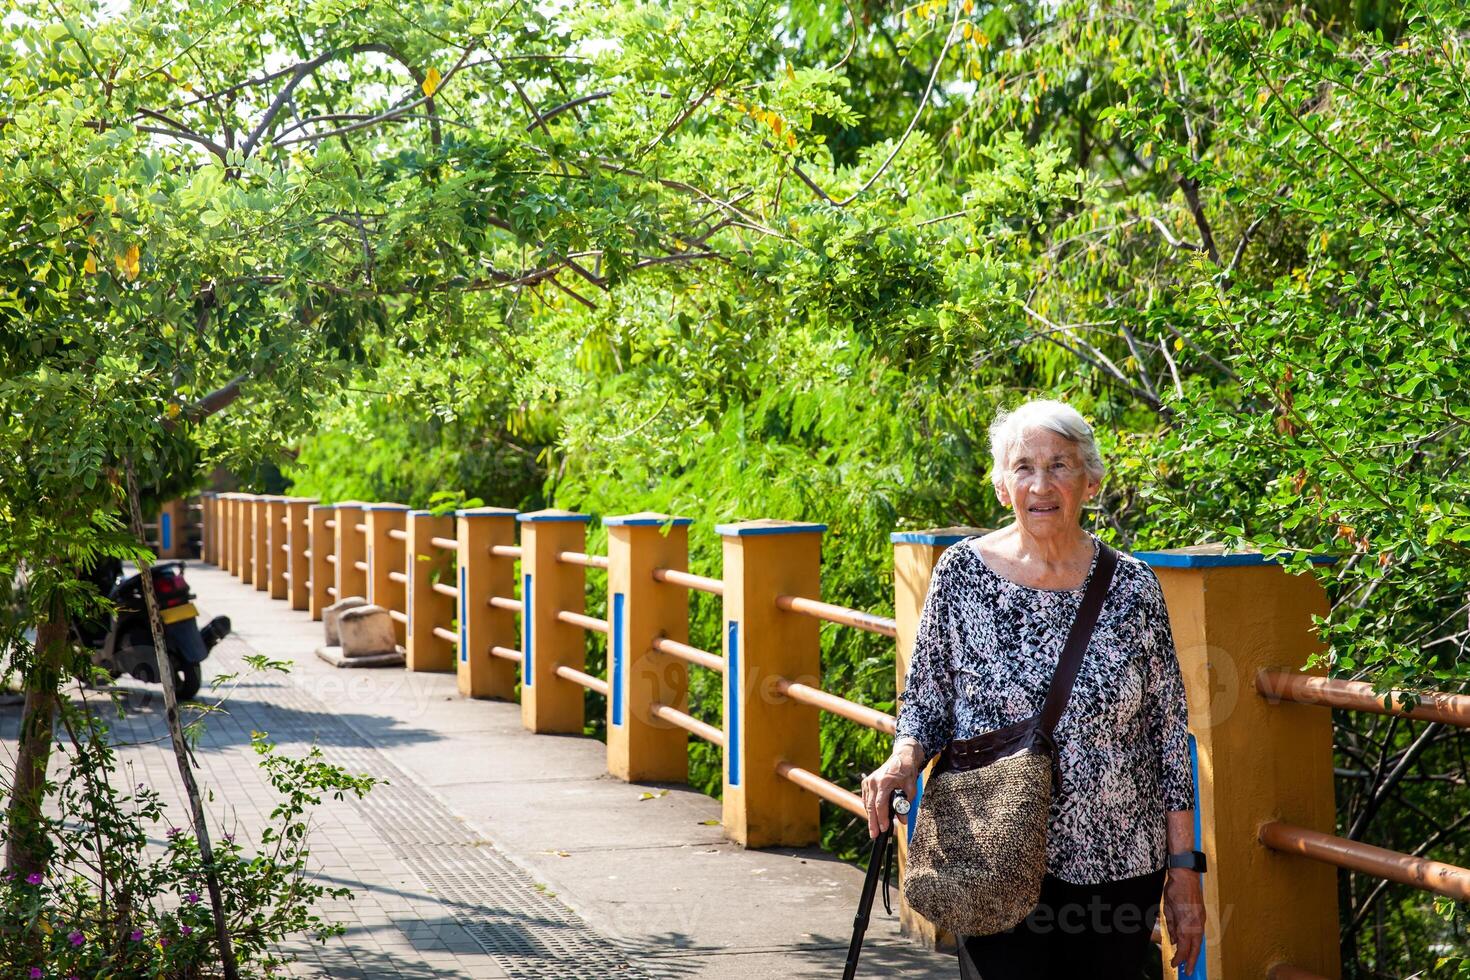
[{"left": 995, "top": 427, "right": 1099, "bottom": 540}]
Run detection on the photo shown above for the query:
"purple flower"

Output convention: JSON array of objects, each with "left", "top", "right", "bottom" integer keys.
[
  {"left": 181, "top": 925, "right": 193, "bottom": 936},
  {"left": 68, "top": 931, "right": 83, "bottom": 947},
  {"left": 222, "top": 834, "right": 235, "bottom": 844},
  {"left": 129, "top": 929, "right": 143, "bottom": 942},
  {"left": 25, "top": 873, "right": 41, "bottom": 886},
  {"left": 29, "top": 968, "right": 41, "bottom": 979},
  {"left": 166, "top": 826, "right": 182, "bottom": 839},
  {"left": 186, "top": 891, "right": 200, "bottom": 904}
]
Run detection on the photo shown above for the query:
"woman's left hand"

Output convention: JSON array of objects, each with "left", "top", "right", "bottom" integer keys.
[{"left": 1162, "top": 868, "right": 1205, "bottom": 973}]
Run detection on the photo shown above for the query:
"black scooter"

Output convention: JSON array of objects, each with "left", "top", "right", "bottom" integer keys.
[{"left": 73, "top": 558, "right": 229, "bottom": 701}]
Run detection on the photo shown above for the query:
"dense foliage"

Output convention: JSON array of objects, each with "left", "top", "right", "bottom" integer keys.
[{"left": 5, "top": 0, "right": 1468, "bottom": 973}]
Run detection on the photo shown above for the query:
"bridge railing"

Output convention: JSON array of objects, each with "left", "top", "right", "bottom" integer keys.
[{"left": 196, "top": 496, "right": 1470, "bottom": 979}]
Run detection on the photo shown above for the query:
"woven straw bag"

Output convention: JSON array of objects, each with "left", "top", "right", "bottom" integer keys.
[{"left": 901, "top": 541, "right": 1118, "bottom": 937}]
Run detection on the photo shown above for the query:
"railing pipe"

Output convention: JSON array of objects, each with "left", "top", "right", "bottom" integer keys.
[
  {"left": 1257, "top": 668, "right": 1470, "bottom": 728},
  {"left": 650, "top": 636, "right": 723, "bottom": 674},
  {"left": 774, "top": 761, "right": 863, "bottom": 819},
  {"left": 556, "top": 609, "right": 608, "bottom": 635},
  {"left": 557, "top": 550, "right": 609, "bottom": 570},
  {"left": 649, "top": 702, "right": 722, "bottom": 747},
  {"left": 555, "top": 664, "right": 609, "bottom": 697},
  {"left": 1258, "top": 821, "right": 1470, "bottom": 901},
  {"left": 652, "top": 566, "right": 723, "bottom": 596},
  {"left": 771, "top": 677, "right": 896, "bottom": 734},
  {"left": 774, "top": 594, "right": 897, "bottom": 638}
]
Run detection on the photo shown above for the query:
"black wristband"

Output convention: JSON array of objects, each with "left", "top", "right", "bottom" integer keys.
[{"left": 1167, "top": 849, "right": 1207, "bottom": 873}]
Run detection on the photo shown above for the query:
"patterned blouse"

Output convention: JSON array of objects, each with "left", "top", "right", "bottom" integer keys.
[{"left": 895, "top": 531, "right": 1194, "bottom": 885}]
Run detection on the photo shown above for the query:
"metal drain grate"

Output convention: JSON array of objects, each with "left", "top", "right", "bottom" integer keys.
[{"left": 215, "top": 642, "right": 652, "bottom": 979}]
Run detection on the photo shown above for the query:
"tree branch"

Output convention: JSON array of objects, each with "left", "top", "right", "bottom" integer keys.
[{"left": 1174, "top": 176, "right": 1221, "bottom": 264}]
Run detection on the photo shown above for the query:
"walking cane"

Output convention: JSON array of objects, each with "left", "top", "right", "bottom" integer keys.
[{"left": 842, "top": 789, "right": 910, "bottom": 980}]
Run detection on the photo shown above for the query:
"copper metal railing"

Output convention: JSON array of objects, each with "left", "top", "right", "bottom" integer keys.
[
  {"left": 557, "top": 609, "right": 609, "bottom": 635},
  {"left": 650, "top": 636, "right": 724, "bottom": 673},
  {"left": 775, "top": 594, "right": 898, "bottom": 638},
  {"left": 765, "top": 590, "right": 901, "bottom": 816},
  {"left": 652, "top": 567, "right": 724, "bottom": 596},
  {"left": 1259, "top": 669, "right": 1470, "bottom": 976},
  {"left": 775, "top": 761, "right": 863, "bottom": 818},
  {"left": 556, "top": 664, "right": 609, "bottom": 696},
  {"left": 772, "top": 677, "right": 896, "bottom": 734},
  {"left": 1259, "top": 821, "right": 1470, "bottom": 901},
  {"left": 557, "top": 550, "right": 609, "bottom": 570},
  {"left": 650, "top": 702, "right": 723, "bottom": 746},
  {"left": 1256, "top": 668, "right": 1470, "bottom": 727}
]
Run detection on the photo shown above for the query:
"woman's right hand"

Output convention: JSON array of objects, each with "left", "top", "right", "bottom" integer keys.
[{"left": 861, "top": 738, "right": 923, "bottom": 838}]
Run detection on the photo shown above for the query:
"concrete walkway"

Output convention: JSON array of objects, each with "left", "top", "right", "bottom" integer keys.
[{"left": 17, "top": 563, "right": 952, "bottom": 978}]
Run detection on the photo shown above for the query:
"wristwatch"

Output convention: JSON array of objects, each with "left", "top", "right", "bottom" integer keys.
[{"left": 1167, "top": 849, "right": 1207, "bottom": 873}]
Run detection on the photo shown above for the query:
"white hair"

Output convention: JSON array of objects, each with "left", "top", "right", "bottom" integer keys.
[{"left": 988, "top": 399, "right": 1106, "bottom": 491}]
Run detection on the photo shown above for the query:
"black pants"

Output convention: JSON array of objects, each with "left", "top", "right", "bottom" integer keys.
[{"left": 958, "top": 866, "right": 1167, "bottom": 980}]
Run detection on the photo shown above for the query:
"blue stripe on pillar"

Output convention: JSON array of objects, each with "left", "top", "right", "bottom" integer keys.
[
  {"left": 611, "top": 591, "right": 626, "bottom": 727},
  {"left": 523, "top": 573, "right": 533, "bottom": 684},
  {"left": 1182, "top": 733, "right": 1206, "bottom": 980},
  {"left": 458, "top": 565, "right": 467, "bottom": 662},
  {"left": 727, "top": 620, "right": 740, "bottom": 787},
  {"left": 907, "top": 769, "right": 923, "bottom": 844},
  {"left": 161, "top": 513, "right": 172, "bottom": 551}
]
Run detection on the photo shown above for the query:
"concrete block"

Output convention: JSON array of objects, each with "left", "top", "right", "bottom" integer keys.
[{"left": 324, "top": 596, "right": 367, "bottom": 646}]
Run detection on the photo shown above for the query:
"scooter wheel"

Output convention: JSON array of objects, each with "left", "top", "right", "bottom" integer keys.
[{"left": 171, "top": 659, "right": 202, "bottom": 701}]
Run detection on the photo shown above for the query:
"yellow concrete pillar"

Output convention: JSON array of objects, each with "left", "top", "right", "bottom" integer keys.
[
  {"left": 216, "top": 493, "right": 229, "bottom": 567},
  {"left": 223, "top": 494, "right": 238, "bottom": 574},
  {"left": 457, "top": 507, "right": 520, "bottom": 698},
  {"left": 891, "top": 526, "right": 986, "bottom": 949},
  {"left": 333, "top": 501, "right": 369, "bottom": 602},
  {"left": 604, "top": 513, "right": 692, "bottom": 783},
  {"left": 308, "top": 504, "right": 334, "bottom": 619},
  {"left": 154, "top": 499, "right": 187, "bottom": 558},
  {"left": 252, "top": 496, "right": 271, "bottom": 592},
  {"left": 717, "top": 519, "right": 825, "bottom": 848},
  {"left": 517, "top": 510, "right": 591, "bottom": 734},
  {"left": 216, "top": 494, "right": 231, "bottom": 572},
  {"left": 214, "top": 493, "right": 227, "bottom": 567},
  {"left": 366, "top": 504, "right": 410, "bottom": 646},
  {"left": 237, "top": 495, "right": 255, "bottom": 585},
  {"left": 1138, "top": 544, "right": 1341, "bottom": 980},
  {"left": 199, "top": 493, "right": 215, "bottom": 564},
  {"left": 285, "top": 498, "right": 314, "bottom": 611},
  {"left": 406, "top": 510, "right": 456, "bottom": 672},
  {"left": 266, "top": 497, "right": 289, "bottom": 600}
]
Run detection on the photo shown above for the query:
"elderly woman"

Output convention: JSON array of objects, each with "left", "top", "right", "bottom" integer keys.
[{"left": 863, "top": 399, "right": 1205, "bottom": 980}]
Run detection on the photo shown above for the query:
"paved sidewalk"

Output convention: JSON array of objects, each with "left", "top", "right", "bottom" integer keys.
[{"left": 4, "top": 563, "right": 951, "bottom": 978}]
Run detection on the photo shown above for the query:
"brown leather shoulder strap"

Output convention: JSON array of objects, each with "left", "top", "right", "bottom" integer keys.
[{"left": 1037, "top": 540, "right": 1119, "bottom": 737}]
